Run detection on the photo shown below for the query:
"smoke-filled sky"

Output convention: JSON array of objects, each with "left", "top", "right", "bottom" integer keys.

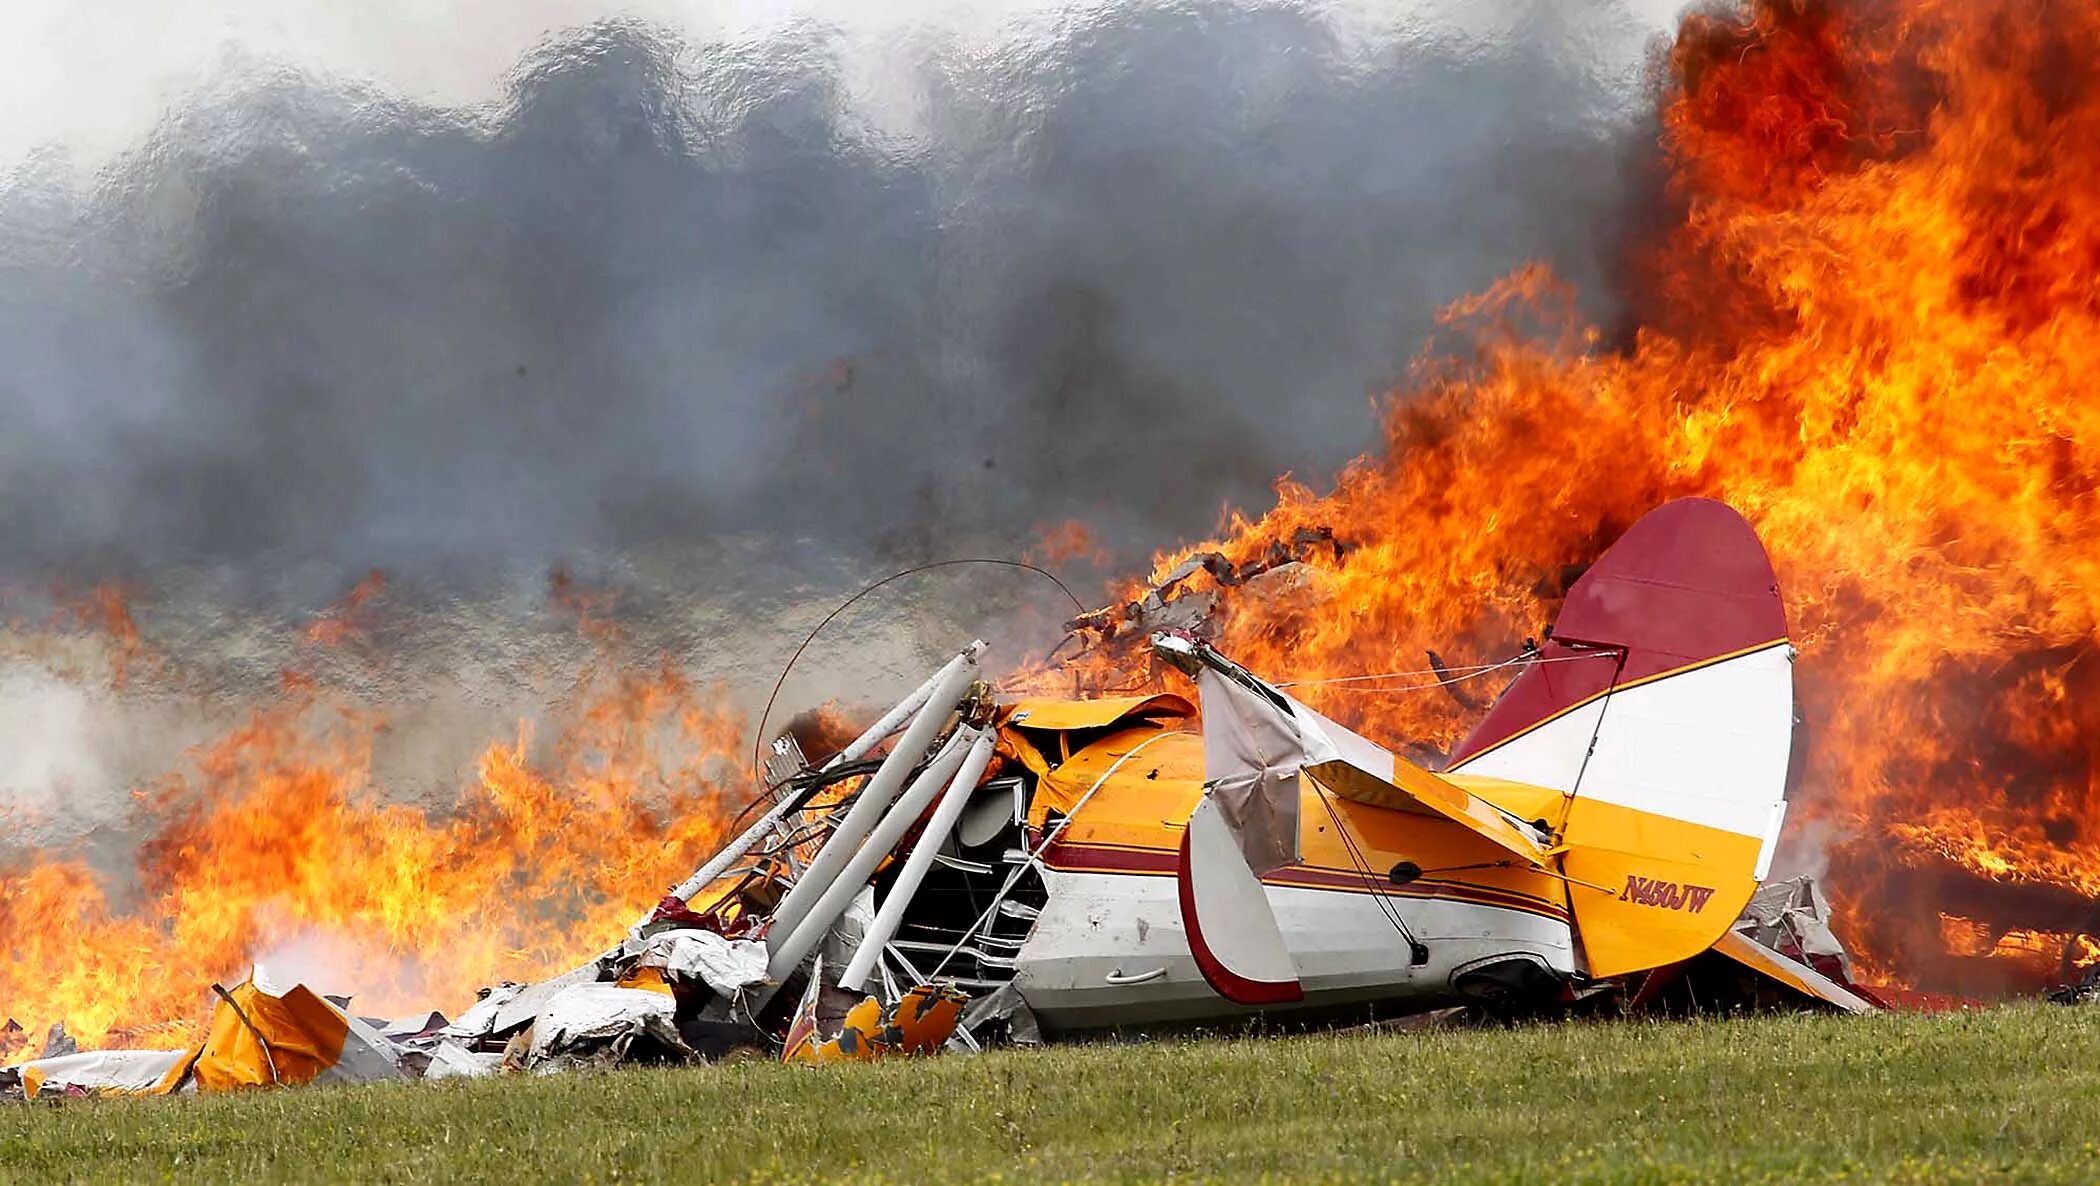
[
  {"left": 0, "top": 0, "right": 1682, "bottom": 600},
  {"left": 2, "top": 3, "right": 1694, "bottom": 168}
]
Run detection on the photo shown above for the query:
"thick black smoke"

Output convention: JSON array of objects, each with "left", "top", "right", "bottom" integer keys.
[{"left": 0, "top": 2, "right": 1648, "bottom": 602}]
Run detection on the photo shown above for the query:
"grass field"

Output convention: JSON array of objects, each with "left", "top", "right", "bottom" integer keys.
[{"left": 6, "top": 1005, "right": 2100, "bottom": 1184}]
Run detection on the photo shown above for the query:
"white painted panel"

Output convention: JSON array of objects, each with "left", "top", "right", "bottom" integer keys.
[
  {"left": 1013, "top": 866, "right": 1578, "bottom": 1029},
  {"left": 1454, "top": 644, "right": 1793, "bottom": 839},
  {"left": 1184, "top": 796, "right": 1298, "bottom": 987},
  {"left": 1452, "top": 696, "right": 1608, "bottom": 795}
]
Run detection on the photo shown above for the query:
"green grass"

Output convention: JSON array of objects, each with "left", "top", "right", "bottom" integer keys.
[{"left": 6, "top": 1005, "right": 2100, "bottom": 1184}]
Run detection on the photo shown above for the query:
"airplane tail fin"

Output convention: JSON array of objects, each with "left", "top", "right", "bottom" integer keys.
[
  {"left": 1449, "top": 498, "right": 1796, "bottom": 978},
  {"left": 1164, "top": 498, "right": 1796, "bottom": 992},
  {"left": 1162, "top": 638, "right": 1306, "bottom": 1005},
  {"left": 1177, "top": 796, "right": 1304, "bottom": 1005}
]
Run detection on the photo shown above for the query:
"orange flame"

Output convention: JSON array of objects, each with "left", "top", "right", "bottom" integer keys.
[
  {"left": 53, "top": 584, "right": 158, "bottom": 689},
  {"left": 1028, "top": 520, "right": 1112, "bottom": 570},
  {"left": 0, "top": 618, "right": 743, "bottom": 1058},
  {"left": 8, "top": 2, "right": 2099, "bottom": 1056},
  {"left": 302, "top": 570, "right": 387, "bottom": 649},
  {"left": 1022, "top": 0, "right": 2100, "bottom": 992}
]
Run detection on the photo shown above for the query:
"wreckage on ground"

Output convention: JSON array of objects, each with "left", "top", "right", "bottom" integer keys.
[{"left": 4, "top": 498, "right": 1880, "bottom": 1100}]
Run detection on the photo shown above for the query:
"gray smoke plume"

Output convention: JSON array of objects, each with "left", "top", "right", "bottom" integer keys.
[
  {"left": 0, "top": 1, "right": 1663, "bottom": 851},
  {"left": 0, "top": 1, "right": 1652, "bottom": 597}
]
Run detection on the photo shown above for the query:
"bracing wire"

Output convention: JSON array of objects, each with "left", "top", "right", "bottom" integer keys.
[
  {"left": 1273, "top": 649, "right": 1613, "bottom": 693},
  {"left": 745, "top": 557, "right": 1087, "bottom": 797},
  {"left": 1314, "top": 785, "right": 1426, "bottom": 954},
  {"left": 925, "top": 730, "right": 1178, "bottom": 980}
]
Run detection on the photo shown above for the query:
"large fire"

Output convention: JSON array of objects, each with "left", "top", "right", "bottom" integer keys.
[
  {"left": 5, "top": 0, "right": 2098, "bottom": 1056},
  {"left": 0, "top": 584, "right": 745, "bottom": 1059},
  {"left": 1034, "top": 0, "right": 2100, "bottom": 995}
]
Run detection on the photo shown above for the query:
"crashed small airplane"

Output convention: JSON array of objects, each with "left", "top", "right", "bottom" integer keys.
[
  {"left": 667, "top": 496, "right": 1874, "bottom": 1056},
  {"left": 2, "top": 498, "right": 1874, "bottom": 1098}
]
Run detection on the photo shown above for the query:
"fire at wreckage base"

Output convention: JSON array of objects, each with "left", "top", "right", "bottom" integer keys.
[
  {"left": 21, "top": 0, "right": 2100, "bottom": 1101},
  {"left": 4, "top": 498, "right": 1938, "bottom": 1102}
]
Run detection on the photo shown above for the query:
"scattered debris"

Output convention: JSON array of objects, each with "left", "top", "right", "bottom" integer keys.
[
  {"left": 954, "top": 983, "right": 1041, "bottom": 1048},
  {"left": 38, "top": 1022, "right": 77, "bottom": 1060},
  {"left": 423, "top": 1041, "right": 503, "bottom": 1081},
  {"left": 11, "top": 1050, "right": 187, "bottom": 1099},
  {"left": 605, "top": 929, "right": 769, "bottom": 999},
  {"left": 1736, "top": 876, "right": 1856, "bottom": 984},
  {"left": 1060, "top": 527, "right": 1346, "bottom": 650},
  {"left": 13, "top": 510, "right": 1935, "bottom": 1102},
  {"left": 783, "top": 963, "right": 969, "bottom": 1064},
  {"left": 2050, "top": 965, "right": 2100, "bottom": 1004},
  {"left": 5, "top": 971, "right": 404, "bottom": 1099},
  {"left": 438, "top": 983, "right": 523, "bottom": 1046},
  {"left": 193, "top": 973, "right": 407, "bottom": 1091},
  {"left": 526, "top": 985, "right": 692, "bottom": 1072},
  {"left": 489, "top": 964, "right": 597, "bottom": 1035}
]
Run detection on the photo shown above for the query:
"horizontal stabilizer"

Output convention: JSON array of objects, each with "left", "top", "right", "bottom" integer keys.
[
  {"left": 1295, "top": 698, "right": 1551, "bottom": 868},
  {"left": 1712, "top": 929, "right": 1877, "bottom": 1013},
  {"left": 1159, "top": 633, "right": 1549, "bottom": 871}
]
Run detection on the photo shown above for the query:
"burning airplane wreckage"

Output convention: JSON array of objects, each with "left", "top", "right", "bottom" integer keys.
[{"left": 4, "top": 499, "right": 1880, "bottom": 1101}]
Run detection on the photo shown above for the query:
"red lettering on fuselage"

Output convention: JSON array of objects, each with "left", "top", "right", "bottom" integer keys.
[{"left": 1619, "top": 874, "right": 1717, "bottom": 913}]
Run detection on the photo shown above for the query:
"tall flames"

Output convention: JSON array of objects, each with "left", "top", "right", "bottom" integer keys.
[
  {"left": 5, "top": 0, "right": 2099, "bottom": 1056},
  {"left": 0, "top": 585, "right": 746, "bottom": 1059},
  {"left": 1040, "top": 0, "right": 2100, "bottom": 994}
]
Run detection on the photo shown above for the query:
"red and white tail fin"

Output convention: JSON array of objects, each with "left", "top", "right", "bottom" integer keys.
[
  {"left": 1450, "top": 498, "right": 1795, "bottom": 978},
  {"left": 1177, "top": 796, "right": 1304, "bottom": 1005},
  {"left": 1160, "top": 639, "right": 1306, "bottom": 1005}
]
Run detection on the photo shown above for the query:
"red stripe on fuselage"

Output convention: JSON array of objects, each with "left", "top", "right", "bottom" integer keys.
[{"left": 1042, "top": 840, "right": 1571, "bottom": 922}]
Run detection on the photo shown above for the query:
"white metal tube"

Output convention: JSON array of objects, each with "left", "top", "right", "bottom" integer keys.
[
  {"left": 764, "top": 728, "right": 977, "bottom": 982},
  {"left": 837, "top": 729, "right": 998, "bottom": 993},
  {"left": 924, "top": 729, "right": 1180, "bottom": 980},
  {"left": 765, "top": 643, "right": 983, "bottom": 947},
  {"left": 825, "top": 662, "right": 948, "bottom": 769},
  {"left": 643, "top": 642, "right": 981, "bottom": 928},
  {"left": 658, "top": 793, "right": 801, "bottom": 911}
]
